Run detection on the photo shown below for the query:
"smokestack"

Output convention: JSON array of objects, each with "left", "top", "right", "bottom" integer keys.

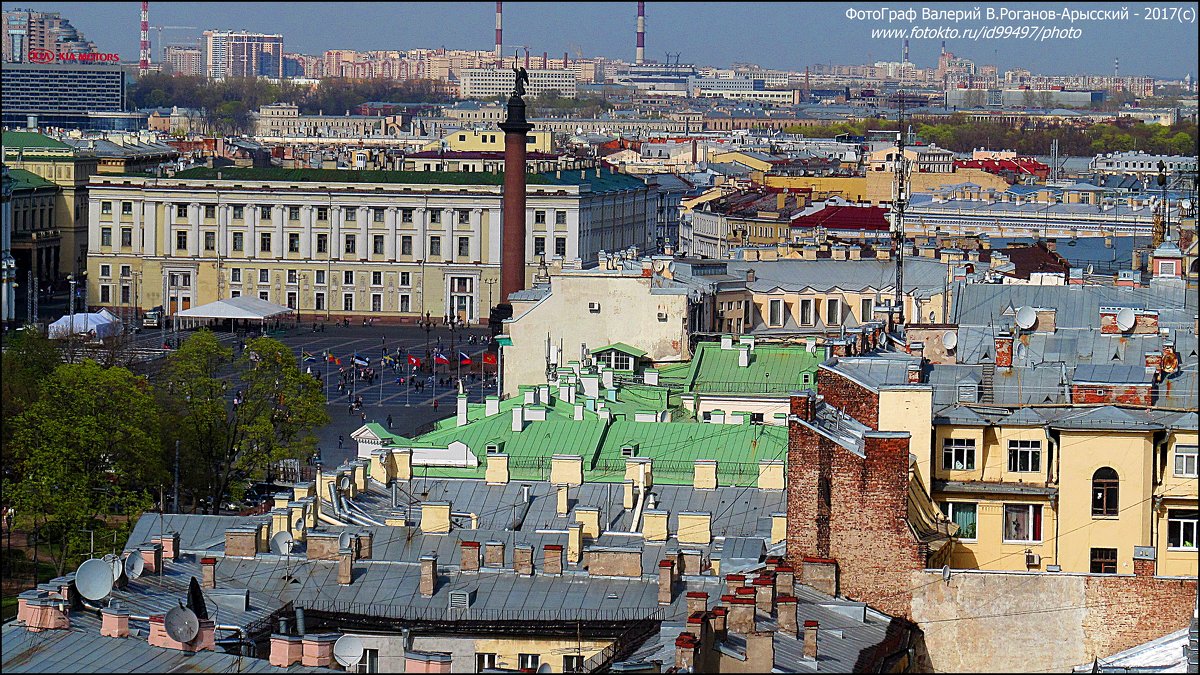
[
  {"left": 139, "top": 1, "right": 150, "bottom": 74},
  {"left": 543, "top": 51, "right": 548, "bottom": 69},
  {"left": 940, "top": 40, "right": 946, "bottom": 56},
  {"left": 564, "top": 52, "right": 569, "bottom": 68},
  {"left": 495, "top": 1, "right": 503, "bottom": 61},
  {"left": 903, "top": 38, "right": 909, "bottom": 63},
  {"left": 636, "top": 1, "right": 646, "bottom": 65}
]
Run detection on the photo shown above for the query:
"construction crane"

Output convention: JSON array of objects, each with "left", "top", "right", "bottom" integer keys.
[{"left": 152, "top": 25, "right": 198, "bottom": 64}]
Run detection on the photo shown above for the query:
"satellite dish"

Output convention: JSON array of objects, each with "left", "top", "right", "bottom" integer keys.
[
  {"left": 164, "top": 605, "right": 200, "bottom": 643},
  {"left": 338, "top": 476, "right": 351, "bottom": 490},
  {"left": 124, "top": 553, "right": 144, "bottom": 579},
  {"left": 942, "top": 331, "right": 958, "bottom": 350},
  {"left": 880, "top": 333, "right": 890, "bottom": 347},
  {"left": 75, "top": 558, "right": 115, "bottom": 601},
  {"left": 270, "top": 531, "right": 294, "bottom": 556},
  {"left": 1014, "top": 306, "right": 1037, "bottom": 330},
  {"left": 537, "top": 664, "right": 553, "bottom": 674},
  {"left": 338, "top": 531, "right": 353, "bottom": 550},
  {"left": 942, "top": 564, "right": 952, "bottom": 583},
  {"left": 333, "top": 635, "right": 365, "bottom": 668},
  {"left": 104, "top": 553, "right": 123, "bottom": 581},
  {"left": 1116, "top": 307, "right": 1136, "bottom": 332}
]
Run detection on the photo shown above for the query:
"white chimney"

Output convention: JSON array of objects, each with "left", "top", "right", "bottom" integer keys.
[
  {"left": 574, "top": 403, "right": 584, "bottom": 420},
  {"left": 457, "top": 395, "right": 469, "bottom": 426},
  {"left": 601, "top": 368, "right": 614, "bottom": 390},
  {"left": 512, "top": 406, "right": 525, "bottom": 432},
  {"left": 485, "top": 396, "right": 500, "bottom": 417},
  {"left": 737, "top": 345, "right": 751, "bottom": 367}
]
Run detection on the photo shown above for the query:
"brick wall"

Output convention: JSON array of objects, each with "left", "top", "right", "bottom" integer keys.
[
  {"left": 787, "top": 402, "right": 923, "bottom": 619},
  {"left": 815, "top": 368, "right": 879, "bottom": 429},
  {"left": 1070, "top": 383, "right": 1153, "bottom": 406},
  {"left": 1082, "top": 572, "right": 1197, "bottom": 661}
]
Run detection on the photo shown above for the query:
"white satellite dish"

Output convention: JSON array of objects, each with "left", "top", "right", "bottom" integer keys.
[
  {"left": 1014, "top": 306, "right": 1037, "bottom": 330},
  {"left": 164, "top": 605, "right": 200, "bottom": 643},
  {"left": 338, "top": 531, "right": 354, "bottom": 550},
  {"left": 75, "top": 558, "right": 115, "bottom": 601},
  {"left": 270, "top": 531, "right": 295, "bottom": 556},
  {"left": 338, "top": 476, "right": 351, "bottom": 490},
  {"left": 537, "top": 664, "right": 553, "bottom": 674},
  {"left": 104, "top": 553, "right": 123, "bottom": 581},
  {"left": 124, "top": 553, "right": 144, "bottom": 580},
  {"left": 941, "top": 564, "right": 952, "bottom": 583},
  {"left": 333, "top": 634, "right": 365, "bottom": 668},
  {"left": 1116, "top": 307, "right": 1136, "bottom": 332},
  {"left": 942, "top": 331, "right": 958, "bottom": 351}
]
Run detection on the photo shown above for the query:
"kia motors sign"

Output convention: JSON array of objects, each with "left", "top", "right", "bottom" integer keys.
[{"left": 27, "top": 49, "right": 120, "bottom": 64}]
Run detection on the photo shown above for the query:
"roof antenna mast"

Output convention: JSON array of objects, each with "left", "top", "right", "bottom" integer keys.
[{"left": 891, "top": 91, "right": 908, "bottom": 328}]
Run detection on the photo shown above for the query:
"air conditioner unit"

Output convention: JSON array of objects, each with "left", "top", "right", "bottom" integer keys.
[
  {"left": 588, "top": 302, "right": 601, "bottom": 313},
  {"left": 1025, "top": 552, "right": 1041, "bottom": 567},
  {"left": 657, "top": 312, "right": 668, "bottom": 322},
  {"left": 448, "top": 590, "right": 474, "bottom": 609}
]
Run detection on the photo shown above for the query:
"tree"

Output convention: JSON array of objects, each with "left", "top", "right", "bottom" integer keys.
[
  {"left": 1, "top": 328, "right": 62, "bottom": 475},
  {"left": 159, "top": 331, "right": 329, "bottom": 514},
  {"left": 5, "top": 360, "right": 163, "bottom": 575}
]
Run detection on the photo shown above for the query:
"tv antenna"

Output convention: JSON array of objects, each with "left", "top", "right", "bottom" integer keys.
[
  {"left": 333, "top": 634, "right": 365, "bottom": 668},
  {"left": 75, "top": 558, "right": 115, "bottom": 601},
  {"left": 271, "top": 530, "right": 296, "bottom": 582},
  {"left": 890, "top": 91, "right": 909, "bottom": 327}
]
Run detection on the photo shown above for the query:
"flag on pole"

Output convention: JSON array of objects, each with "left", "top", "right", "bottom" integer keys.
[
  {"left": 302, "top": 351, "right": 316, "bottom": 362},
  {"left": 352, "top": 354, "right": 369, "bottom": 367},
  {"left": 407, "top": 354, "right": 422, "bottom": 367},
  {"left": 325, "top": 351, "right": 337, "bottom": 363},
  {"left": 459, "top": 351, "right": 472, "bottom": 365},
  {"left": 433, "top": 351, "right": 450, "bottom": 365},
  {"left": 482, "top": 352, "right": 497, "bottom": 365}
]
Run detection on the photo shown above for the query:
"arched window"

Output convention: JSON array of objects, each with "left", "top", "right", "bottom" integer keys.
[{"left": 1092, "top": 467, "right": 1119, "bottom": 517}]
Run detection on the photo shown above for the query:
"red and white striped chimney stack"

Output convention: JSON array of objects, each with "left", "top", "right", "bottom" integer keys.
[
  {"left": 636, "top": 1, "right": 646, "bottom": 65},
  {"left": 139, "top": 1, "right": 150, "bottom": 74},
  {"left": 495, "top": 1, "right": 503, "bottom": 63}
]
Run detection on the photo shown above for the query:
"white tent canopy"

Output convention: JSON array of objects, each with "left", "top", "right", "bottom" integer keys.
[
  {"left": 48, "top": 308, "right": 123, "bottom": 339},
  {"left": 175, "top": 296, "right": 294, "bottom": 321}
]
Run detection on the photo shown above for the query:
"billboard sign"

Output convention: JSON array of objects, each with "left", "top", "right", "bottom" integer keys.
[{"left": 27, "top": 49, "right": 120, "bottom": 64}]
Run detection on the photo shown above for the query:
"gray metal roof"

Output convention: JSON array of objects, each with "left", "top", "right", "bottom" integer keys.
[
  {"left": 932, "top": 480, "right": 1059, "bottom": 496},
  {"left": 1072, "top": 364, "right": 1154, "bottom": 385},
  {"left": 728, "top": 257, "right": 949, "bottom": 297}
]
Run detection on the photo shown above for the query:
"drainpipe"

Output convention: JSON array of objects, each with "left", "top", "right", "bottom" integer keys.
[{"left": 327, "top": 482, "right": 343, "bottom": 516}]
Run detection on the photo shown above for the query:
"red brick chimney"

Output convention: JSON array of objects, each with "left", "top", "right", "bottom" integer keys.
[
  {"left": 995, "top": 331, "right": 1014, "bottom": 368},
  {"left": 803, "top": 620, "right": 820, "bottom": 659}
]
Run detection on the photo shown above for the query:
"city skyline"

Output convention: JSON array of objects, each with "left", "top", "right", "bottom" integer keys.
[{"left": 19, "top": 1, "right": 1200, "bottom": 80}]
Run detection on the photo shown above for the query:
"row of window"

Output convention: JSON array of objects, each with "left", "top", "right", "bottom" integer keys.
[
  {"left": 766, "top": 297, "right": 876, "bottom": 328},
  {"left": 101, "top": 201, "right": 571, "bottom": 227},
  {"left": 943, "top": 439, "right": 1198, "bottom": 480},
  {"left": 941, "top": 502, "right": 1197, "bottom": 551},
  {"left": 228, "top": 269, "right": 414, "bottom": 288},
  {"left": 475, "top": 653, "right": 583, "bottom": 672}
]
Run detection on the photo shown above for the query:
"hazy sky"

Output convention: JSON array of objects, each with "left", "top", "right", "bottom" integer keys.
[{"left": 17, "top": 2, "right": 1199, "bottom": 79}]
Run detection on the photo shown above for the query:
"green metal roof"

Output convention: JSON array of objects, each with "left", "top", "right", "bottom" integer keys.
[
  {"left": 658, "top": 341, "right": 825, "bottom": 396},
  {"left": 592, "top": 342, "right": 648, "bottom": 358},
  {"left": 7, "top": 168, "right": 56, "bottom": 191},
  {"left": 2, "top": 131, "right": 72, "bottom": 151}
]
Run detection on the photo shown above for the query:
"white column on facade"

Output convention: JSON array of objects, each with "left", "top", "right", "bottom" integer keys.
[
  {"left": 216, "top": 204, "right": 229, "bottom": 257},
  {"left": 469, "top": 208, "right": 482, "bottom": 262},
  {"left": 87, "top": 199, "right": 102, "bottom": 256},
  {"left": 358, "top": 207, "right": 369, "bottom": 261},
  {"left": 188, "top": 203, "right": 201, "bottom": 256},
  {"left": 131, "top": 200, "right": 143, "bottom": 255},
  {"left": 525, "top": 207, "right": 536, "bottom": 262},
  {"left": 143, "top": 201, "right": 157, "bottom": 257},
  {"left": 273, "top": 205, "right": 285, "bottom": 258},
  {"left": 384, "top": 207, "right": 398, "bottom": 261},
  {"left": 487, "top": 207, "right": 501, "bottom": 265},
  {"left": 247, "top": 205, "right": 260, "bottom": 259},
  {"left": 300, "top": 205, "right": 313, "bottom": 258},
  {"left": 414, "top": 208, "right": 427, "bottom": 259},
  {"left": 331, "top": 206, "right": 342, "bottom": 259}
]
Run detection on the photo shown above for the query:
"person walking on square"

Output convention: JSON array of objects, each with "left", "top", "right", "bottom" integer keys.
[{"left": 386, "top": 414, "right": 393, "bottom": 429}]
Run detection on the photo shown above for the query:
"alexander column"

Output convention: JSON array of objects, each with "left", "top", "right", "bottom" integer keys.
[{"left": 489, "top": 65, "right": 533, "bottom": 335}]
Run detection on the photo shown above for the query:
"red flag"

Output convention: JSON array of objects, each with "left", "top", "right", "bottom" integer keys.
[
  {"left": 459, "top": 351, "right": 472, "bottom": 365},
  {"left": 482, "top": 352, "right": 497, "bottom": 365},
  {"left": 407, "top": 354, "right": 422, "bottom": 367},
  {"left": 434, "top": 352, "right": 450, "bottom": 365}
]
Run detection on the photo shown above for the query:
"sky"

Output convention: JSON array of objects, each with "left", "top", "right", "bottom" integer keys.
[{"left": 16, "top": 2, "right": 1199, "bottom": 79}]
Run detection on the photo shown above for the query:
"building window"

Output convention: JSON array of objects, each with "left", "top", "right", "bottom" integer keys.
[
  {"left": 1089, "top": 548, "right": 1117, "bottom": 574},
  {"left": 232, "top": 232, "right": 244, "bottom": 251},
  {"left": 400, "top": 294, "right": 411, "bottom": 312},
  {"left": 261, "top": 205, "right": 272, "bottom": 220},
  {"left": 231, "top": 268, "right": 241, "bottom": 283},
  {"left": 371, "top": 294, "right": 382, "bottom": 312},
  {"left": 260, "top": 233, "right": 272, "bottom": 252},
  {"left": 563, "top": 655, "right": 584, "bottom": 671},
  {"left": 534, "top": 236, "right": 545, "bottom": 255},
  {"left": 429, "top": 236, "right": 441, "bottom": 257},
  {"left": 232, "top": 205, "right": 244, "bottom": 220},
  {"left": 204, "top": 232, "right": 216, "bottom": 251},
  {"left": 176, "top": 204, "right": 188, "bottom": 218},
  {"left": 120, "top": 286, "right": 131, "bottom": 303},
  {"left": 475, "top": 654, "right": 497, "bottom": 671},
  {"left": 317, "top": 206, "right": 328, "bottom": 221},
  {"left": 430, "top": 210, "right": 441, "bottom": 224},
  {"left": 175, "top": 231, "right": 187, "bottom": 250},
  {"left": 101, "top": 227, "right": 113, "bottom": 247},
  {"left": 373, "top": 208, "right": 385, "bottom": 223},
  {"left": 286, "top": 291, "right": 297, "bottom": 309},
  {"left": 518, "top": 654, "right": 540, "bottom": 670},
  {"left": 230, "top": 290, "right": 241, "bottom": 298},
  {"left": 288, "top": 233, "right": 300, "bottom": 253},
  {"left": 119, "top": 201, "right": 133, "bottom": 216},
  {"left": 826, "top": 298, "right": 841, "bottom": 325},
  {"left": 769, "top": 298, "right": 784, "bottom": 327},
  {"left": 315, "top": 292, "right": 325, "bottom": 310},
  {"left": 401, "top": 208, "right": 413, "bottom": 223},
  {"left": 353, "top": 648, "right": 379, "bottom": 674},
  {"left": 287, "top": 269, "right": 298, "bottom": 284},
  {"left": 204, "top": 204, "right": 215, "bottom": 219},
  {"left": 940, "top": 502, "right": 977, "bottom": 540},
  {"left": 344, "top": 234, "right": 357, "bottom": 255},
  {"left": 799, "top": 299, "right": 813, "bottom": 325},
  {"left": 596, "top": 350, "right": 633, "bottom": 372},
  {"left": 259, "top": 291, "right": 270, "bottom": 301},
  {"left": 345, "top": 208, "right": 356, "bottom": 222},
  {"left": 100, "top": 285, "right": 111, "bottom": 303},
  {"left": 1175, "top": 445, "right": 1198, "bottom": 477},
  {"left": 371, "top": 271, "right": 382, "bottom": 286},
  {"left": 259, "top": 269, "right": 270, "bottom": 283},
  {"left": 373, "top": 235, "right": 385, "bottom": 255},
  {"left": 1007, "top": 440, "right": 1041, "bottom": 473},
  {"left": 458, "top": 236, "right": 470, "bottom": 257},
  {"left": 555, "top": 210, "right": 567, "bottom": 225},
  {"left": 343, "top": 271, "right": 354, "bottom": 286},
  {"left": 315, "top": 270, "right": 326, "bottom": 285},
  {"left": 942, "top": 438, "right": 976, "bottom": 471},
  {"left": 1167, "top": 510, "right": 1198, "bottom": 550},
  {"left": 400, "top": 272, "right": 411, "bottom": 286},
  {"left": 401, "top": 235, "right": 413, "bottom": 256},
  {"left": 861, "top": 298, "right": 874, "bottom": 321},
  {"left": 1159, "top": 261, "right": 1176, "bottom": 275},
  {"left": 1003, "top": 504, "right": 1042, "bottom": 543},
  {"left": 342, "top": 293, "right": 354, "bottom": 311},
  {"left": 288, "top": 206, "right": 300, "bottom": 221},
  {"left": 121, "top": 228, "right": 133, "bottom": 248},
  {"left": 534, "top": 210, "right": 546, "bottom": 225},
  {"left": 101, "top": 201, "right": 113, "bottom": 215},
  {"left": 316, "top": 234, "right": 328, "bottom": 254},
  {"left": 458, "top": 209, "right": 470, "bottom": 224},
  {"left": 555, "top": 237, "right": 567, "bottom": 257},
  {"left": 1091, "top": 467, "right": 1119, "bottom": 517},
  {"left": 100, "top": 264, "right": 111, "bottom": 278}
]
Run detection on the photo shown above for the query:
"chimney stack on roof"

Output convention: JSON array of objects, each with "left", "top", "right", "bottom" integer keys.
[{"left": 636, "top": 1, "right": 646, "bottom": 65}]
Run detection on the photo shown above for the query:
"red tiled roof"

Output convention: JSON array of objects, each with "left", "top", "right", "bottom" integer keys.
[{"left": 790, "top": 205, "right": 890, "bottom": 231}]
